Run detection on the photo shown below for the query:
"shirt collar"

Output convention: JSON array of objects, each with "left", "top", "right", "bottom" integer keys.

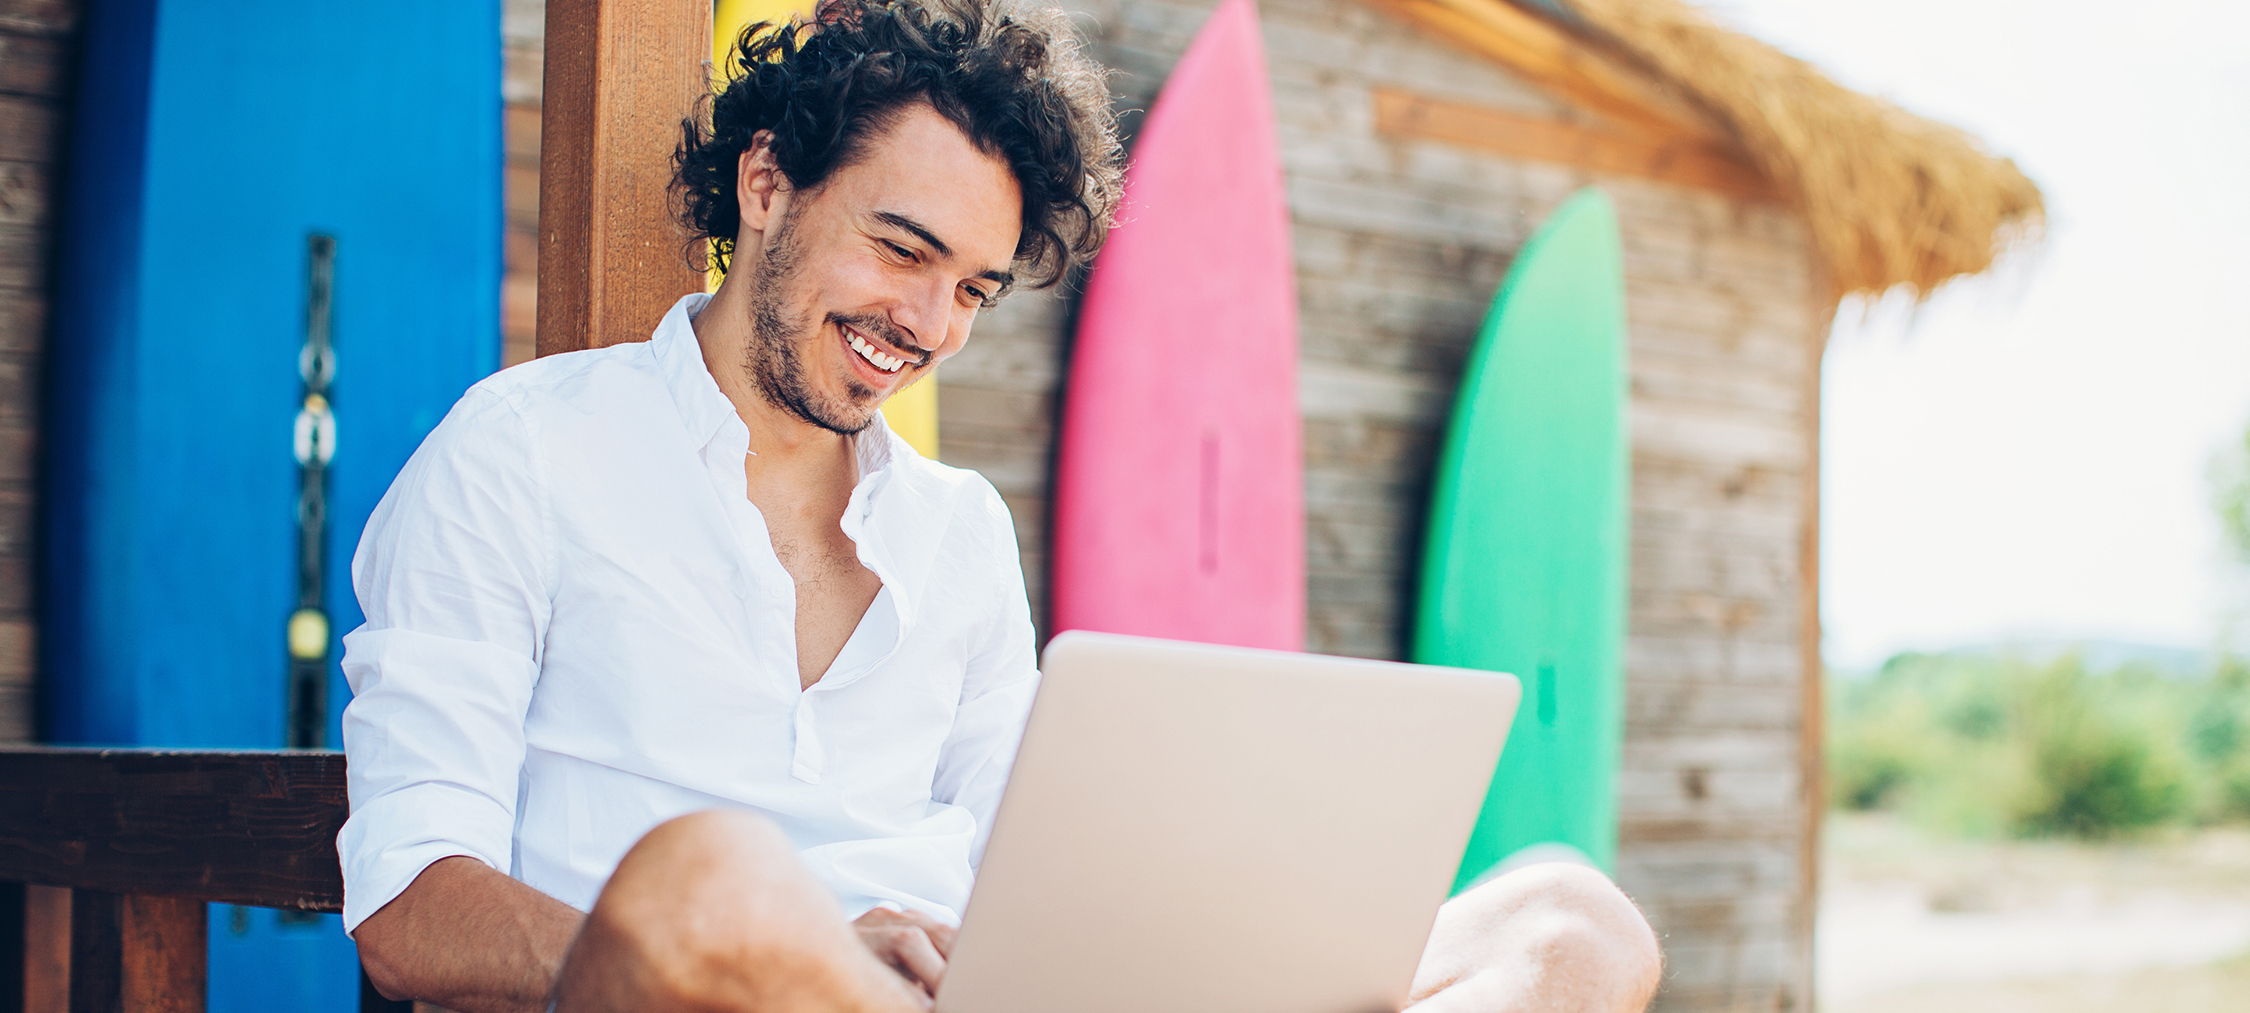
[
  {"left": 650, "top": 291, "right": 910, "bottom": 481},
  {"left": 651, "top": 293, "right": 737, "bottom": 449},
  {"left": 647, "top": 295, "right": 936, "bottom": 682}
]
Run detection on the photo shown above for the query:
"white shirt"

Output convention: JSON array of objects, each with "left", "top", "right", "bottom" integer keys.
[{"left": 336, "top": 294, "right": 1040, "bottom": 934}]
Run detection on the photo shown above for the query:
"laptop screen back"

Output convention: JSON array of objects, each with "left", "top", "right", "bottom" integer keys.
[{"left": 938, "top": 632, "right": 1520, "bottom": 1013}]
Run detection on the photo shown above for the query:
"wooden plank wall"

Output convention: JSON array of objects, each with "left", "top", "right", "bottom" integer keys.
[
  {"left": 492, "top": 1, "right": 1819, "bottom": 1008},
  {"left": 969, "top": 1, "right": 1823, "bottom": 1008},
  {"left": 503, "top": 0, "right": 545, "bottom": 368},
  {"left": 0, "top": 0, "right": 80, "bottom": 742}
]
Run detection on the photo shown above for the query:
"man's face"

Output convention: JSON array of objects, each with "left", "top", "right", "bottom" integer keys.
[{"left": 738, "top": 103, "right": 1023, "bottom": 435}]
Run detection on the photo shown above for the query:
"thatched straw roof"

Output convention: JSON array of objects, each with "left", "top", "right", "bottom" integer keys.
[{"left": 1544, "top": 0, "right": 2045, "bottom": 298}]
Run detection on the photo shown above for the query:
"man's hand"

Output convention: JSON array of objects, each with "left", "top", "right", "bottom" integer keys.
[{"left": 853, "top": 907, "right": 957, "bottom": 997}]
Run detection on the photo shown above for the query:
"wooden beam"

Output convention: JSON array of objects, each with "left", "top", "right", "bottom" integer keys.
[
  {"left": 1351, "top": 0, "right": 1725, "bottom": 144},
  {"left": 1372, "top": 87, "right": 1775, "bottom": 202},
  {"left": 537, "top": 0, "right": 712, "bottom": 356},
  {"left": 0, "top": 749, "right": 347, "bottom": 911},
  {"left": 67, "top": 892, "right": 203, "bottom": 1013}
]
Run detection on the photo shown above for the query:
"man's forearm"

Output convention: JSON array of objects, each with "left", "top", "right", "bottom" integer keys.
[{"left": 356, "top": 856, "right": 586, "bottom": 1013}]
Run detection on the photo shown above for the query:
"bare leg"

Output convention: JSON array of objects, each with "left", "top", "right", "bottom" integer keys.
[
  {"left": 552, "top": 810, "right": 930, "bottom": 1013},
  {"left": 1405, "top": 863, "right": 1662, "bottom": 1013}
]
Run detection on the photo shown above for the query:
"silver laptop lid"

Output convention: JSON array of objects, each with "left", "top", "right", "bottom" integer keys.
[{"left": 938, "top": 631, "right": 1520, "bottom": 1013}]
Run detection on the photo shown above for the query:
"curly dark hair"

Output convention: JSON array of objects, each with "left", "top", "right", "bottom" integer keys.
[{"left": 674, "top": 0, "right": 1123, "bottom": 288}]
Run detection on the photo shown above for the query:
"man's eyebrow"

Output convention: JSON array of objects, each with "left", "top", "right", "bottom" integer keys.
[
  {"left": 874, "top": 210, "right": 1015, "bottom": 292},
  {"left": 872, "top": 211, "right": 954, "bottom": 259}
]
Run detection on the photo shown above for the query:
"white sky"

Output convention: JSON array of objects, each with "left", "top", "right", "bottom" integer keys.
[{"left": 1700, "top": 0, "right": 2250, "bottom": 668}]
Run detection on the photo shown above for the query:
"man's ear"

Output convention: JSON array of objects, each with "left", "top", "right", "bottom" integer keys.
[{"left": 735, "top": 132, "right": 785, "bottom": 237}]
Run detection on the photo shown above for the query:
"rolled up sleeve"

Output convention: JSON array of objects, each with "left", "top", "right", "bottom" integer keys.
[{"left": 337, "top": 387, "right": 552, "bottom": 934}]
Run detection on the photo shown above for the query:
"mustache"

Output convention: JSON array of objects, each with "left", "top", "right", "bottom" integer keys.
[{"left": 830, "top": 312, "right": 930, "bottom": 369}]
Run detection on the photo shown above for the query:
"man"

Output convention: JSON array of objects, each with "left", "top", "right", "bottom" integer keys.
[{"left": 342, "top": 1, "right": 1662, "bottom": 1010}]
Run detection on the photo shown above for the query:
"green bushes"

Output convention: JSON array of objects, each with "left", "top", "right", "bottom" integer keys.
[{"left": 1827, "top": 652, "right": 2250, "bottom": 838}]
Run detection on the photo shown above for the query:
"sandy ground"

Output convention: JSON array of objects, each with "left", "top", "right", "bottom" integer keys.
[{"left": 1818, "top": 814, "right": 2250, "bottom": 1012}]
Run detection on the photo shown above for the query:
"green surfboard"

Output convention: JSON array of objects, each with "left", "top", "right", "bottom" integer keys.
[{"left": 1415, "top": 190, "right": 1628, "bottom": 891}]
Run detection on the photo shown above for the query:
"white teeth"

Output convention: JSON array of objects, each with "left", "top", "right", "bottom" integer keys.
[{"left": 847, "top": 333, "right": 904, "bottom": 373}]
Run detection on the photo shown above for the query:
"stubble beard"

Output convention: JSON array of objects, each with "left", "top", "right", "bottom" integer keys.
[{"left": 745, "top": 212, "right": 883, "bottom": 436}]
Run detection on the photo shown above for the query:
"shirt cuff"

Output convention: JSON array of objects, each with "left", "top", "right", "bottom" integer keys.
[{"left": 338, "top": 781, "right": 514, "bottom": 934}]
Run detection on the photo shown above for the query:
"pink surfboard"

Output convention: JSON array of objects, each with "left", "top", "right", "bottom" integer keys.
[{"left": 1050, "top": 0, "right": 1303, "bottom": 650}]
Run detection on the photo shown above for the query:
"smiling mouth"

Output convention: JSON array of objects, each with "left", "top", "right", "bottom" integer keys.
[{"left": 845, "top": 328, "right": 913, "bottom": 374}]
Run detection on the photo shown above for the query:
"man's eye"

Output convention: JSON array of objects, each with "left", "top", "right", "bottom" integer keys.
[{"left": 884, "top": 241, "right": 916, "bottom": 261}]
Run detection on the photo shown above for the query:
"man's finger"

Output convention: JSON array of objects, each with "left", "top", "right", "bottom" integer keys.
[
  {"left": 879, "top": 925, "right": 948, "bottom": 995},
  {"left": 884, "top": 909, "right": 959, "bottom": 959},
  {"left": 923, "top": 919, "right": 957, "bottom": 959}
]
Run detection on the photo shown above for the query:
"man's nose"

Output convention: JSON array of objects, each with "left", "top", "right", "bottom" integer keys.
[{"left": 890, "top": 278, "right": 953, "bottom": 354}]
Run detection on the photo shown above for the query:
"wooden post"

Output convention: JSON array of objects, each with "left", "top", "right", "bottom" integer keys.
[
  {"left": 67, "top": 892, "right": 204, "bottom": 1013},
  {"left": 1796, "top": 289, "right": 1838, "bottom": 1010},
  {"left": 537, "top": 0, "right": 713, "bottom": 357}
]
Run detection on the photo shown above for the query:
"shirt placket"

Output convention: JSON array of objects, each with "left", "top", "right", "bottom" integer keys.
[
  {"left": 790, "top": 693, "right": 826, "bottom": 783},
  {"left": 794, "top": 464, "right": 909, "bottom": 784},
  {"left": 703, "top": 418, "right": 810, "bottom": 778}
]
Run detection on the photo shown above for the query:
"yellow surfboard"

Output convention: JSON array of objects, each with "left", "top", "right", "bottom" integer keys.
[{"left": 712, "top": 0, "right": 940, "bottom": 458}]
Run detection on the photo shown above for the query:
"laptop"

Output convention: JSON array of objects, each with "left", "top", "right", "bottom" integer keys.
[{"left": 936, "top": 631, "right": 1521, "bottom": 1013}]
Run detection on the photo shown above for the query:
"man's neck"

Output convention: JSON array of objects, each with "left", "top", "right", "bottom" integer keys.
[{"left": 691, "top": 277, "right": 853, "bottom": 473}]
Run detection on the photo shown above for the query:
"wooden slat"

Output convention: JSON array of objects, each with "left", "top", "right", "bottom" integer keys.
[
  {"left": 113, "top": 894, "right": 203, "bottom": 1013},
  {"left": 24, "top": 884, "right": 68, "bottom": 1013},
  {"left": 1373, "top": 87, "right": 1774, "bottom": 202},
  {"left": 0, "top": 1, "right": 79, "bottom": 38},
  {"left": 0, "top": 749, "right": 346, "bottom": 911},
  {"left": 0, "top": 33, "right": 67, "bottom": 100},
  {"left": 536, "top": 0, "right": 710, "bottom": 356},
  {"left": 1350, "top": 0, "right": 1724, "bottom": 144},
  {"left": 67, "top": 892, "right": 203, "bottom": 1013},
  {"left": 0, "top": 97, "right": 54, "bottom": 164}
]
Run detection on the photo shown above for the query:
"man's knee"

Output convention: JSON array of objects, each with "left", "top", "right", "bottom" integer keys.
[
  {"left": 1461, "top": 862, "right": 1643, "bottom": 920},
  {"left": 612, "top": 810, "right": 795, "bottom": 885},
  {"left": 1447, "top": 863, "right": 1663, "bottom": 999},
  {"left": 564, "top": 810, "right": 866, "bottom": 1010}
]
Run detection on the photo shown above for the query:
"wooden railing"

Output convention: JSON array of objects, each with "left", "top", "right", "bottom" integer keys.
[{"left": 0, "top": 748, "right": 407, "bottom": 1013}]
